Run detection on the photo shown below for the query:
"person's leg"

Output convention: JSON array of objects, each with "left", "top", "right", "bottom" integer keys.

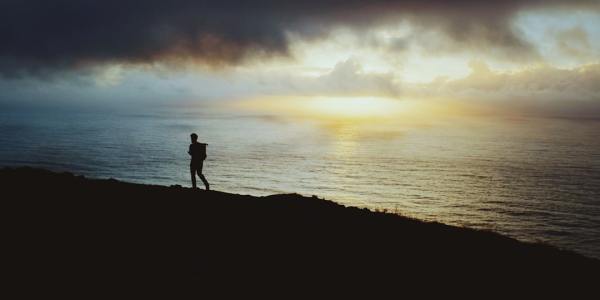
[
  {"left": 199, "top": 173, "right": 209, "bottom": 190},
  {"left": 190, "top": 165, "right": 197, "bottom": 189},
  {"left": 197, "top": 160, "right": 209, "bottom": 190}
]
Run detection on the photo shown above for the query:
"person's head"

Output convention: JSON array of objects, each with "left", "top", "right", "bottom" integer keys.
[{"left": 190, "top": 133, "right": 198, "bottom": 143}]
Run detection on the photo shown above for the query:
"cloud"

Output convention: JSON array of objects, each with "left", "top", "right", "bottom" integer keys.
[
  {"left": 554, "top": 27, "right": 597, "bottom": 60},
  {"left": 1, "top": 0, "right": 597, "bottom": 77},
  {"left": 409, "top": 61, "right": 600, "bottom": 117},
  {"left": 279, "top": 59, "right": 400, "bottom": 97},
  {"left": 441, "top": 61, "right": 600, "bottom": 100},
  {"left": 231, "top": 57, "right": 600, "bottom": 118}
]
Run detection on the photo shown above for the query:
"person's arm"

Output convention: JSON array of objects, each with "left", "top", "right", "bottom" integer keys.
[{"left": 188, "top": 144, "right": 192, "bottom": 156}]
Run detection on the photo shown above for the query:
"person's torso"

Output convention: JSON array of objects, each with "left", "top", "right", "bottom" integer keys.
[{"left": 190, "top": 143, "right": 207, "bottom": 161}]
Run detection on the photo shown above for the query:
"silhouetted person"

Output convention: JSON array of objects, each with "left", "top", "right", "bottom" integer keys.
[{"left": 188, "top": 133, "right": 209, "bottom": 190}]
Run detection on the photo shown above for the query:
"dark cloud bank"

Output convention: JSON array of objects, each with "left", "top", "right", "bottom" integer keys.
[{"left": 0, "top": 0, "right": 597, "bottom": 76}]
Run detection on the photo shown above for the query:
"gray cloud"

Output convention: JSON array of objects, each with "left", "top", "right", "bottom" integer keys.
[
  {"left": 1, "top": 0, "right": 598, "bottom": 77},
  {"left": 409, "top": 61, "right": 600, "bottom": 117},
  {"left": 554, "top": 27, "right": 597, "bottom": 60},
  {"left": 444, "top": 62, "right": 599, "bottom": 100},
  {"left": 237, "top": 57, "right": 600, "bottom": 118},
  {"left": 283, "top": 59, "right": 399, "bottom": 97}
]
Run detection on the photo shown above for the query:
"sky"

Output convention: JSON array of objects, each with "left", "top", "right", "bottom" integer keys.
[{"left": 1, "top": 0, "right": 599, "bottom": 120}]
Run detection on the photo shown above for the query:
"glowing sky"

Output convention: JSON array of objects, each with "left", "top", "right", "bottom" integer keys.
[{"left": 0, "top": 1, "right": 599, "bottom": 119}]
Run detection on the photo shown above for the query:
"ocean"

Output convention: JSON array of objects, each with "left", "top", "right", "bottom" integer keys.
[{"left": 1, "top": 107, "right": 599, "bottom": 259}]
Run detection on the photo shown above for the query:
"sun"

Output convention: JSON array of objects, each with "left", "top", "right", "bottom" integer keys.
[
  {"left": 303, "top": 97, "right": 404, "bottom": 120},
  {"left": 233, "top": 96, "right": 416, "bottom": 122}
]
